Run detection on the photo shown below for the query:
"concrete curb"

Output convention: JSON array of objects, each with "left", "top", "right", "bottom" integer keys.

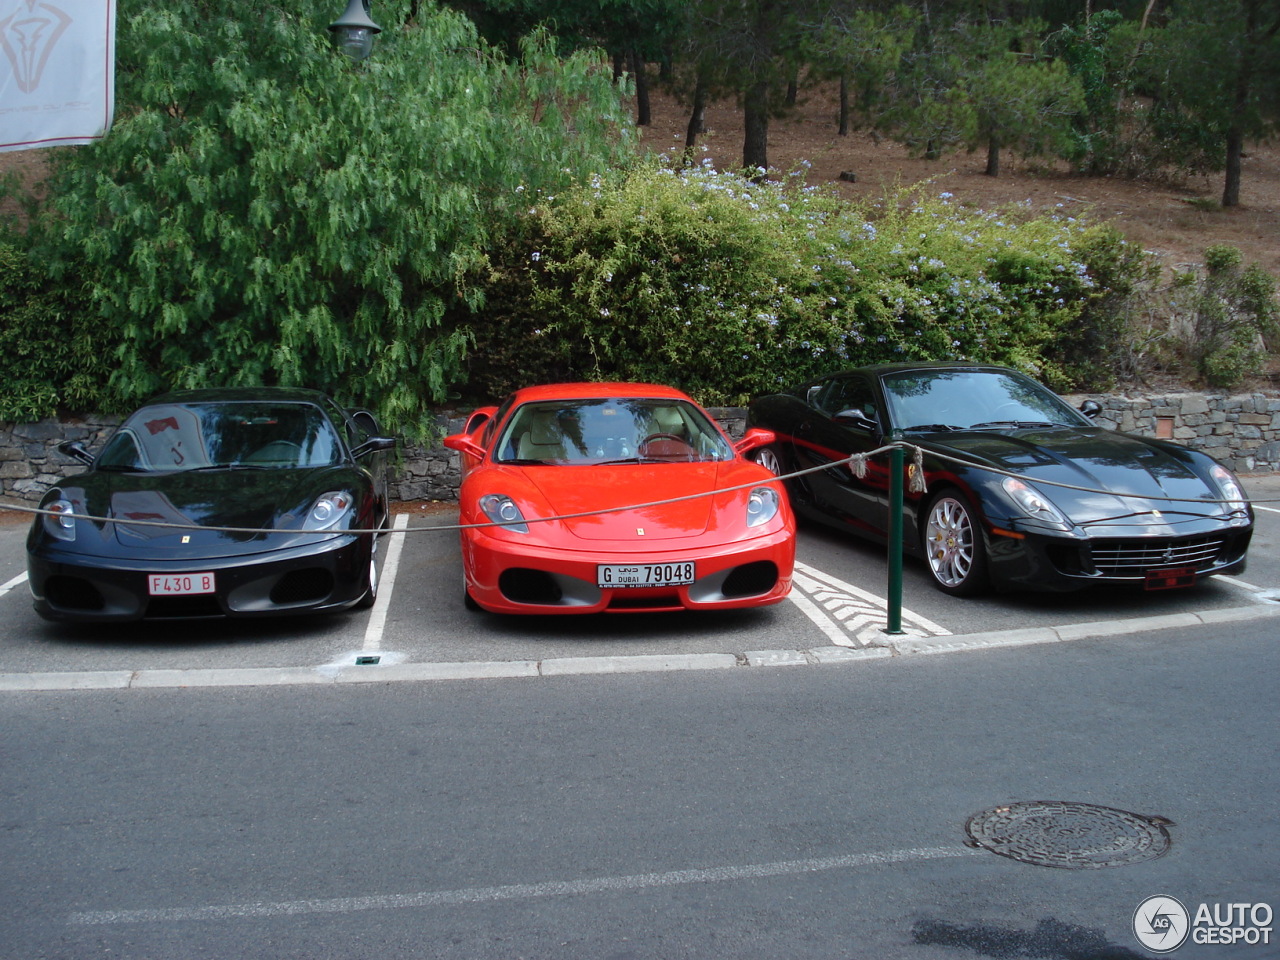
[{"left": 2, "top": 600, "right": 1277, "bottom": 693}]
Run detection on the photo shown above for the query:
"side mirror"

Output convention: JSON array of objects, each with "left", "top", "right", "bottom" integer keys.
[
  {"left": 352, "top": 436, "right": 397, "bottom": 458},
  {"left": 463, "top": 407, "right": 498, "bottom": 434},
  {"left": 443, "top": 433, "right": 486, "bottom": 459},
  {"left": 1079, "top": 400, "right": 1103, "bottom": 420},
  {"left": 833, "top": 408, "right": 878, "bottom": 433},
  {"left": 734, "top": 427, "right": 776, "bottom": 455},
  {"left": 56, "top": 440, "right": 95, "bottom": 466}
]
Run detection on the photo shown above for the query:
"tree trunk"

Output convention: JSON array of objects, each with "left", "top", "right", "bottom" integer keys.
[
  {"left": 683, "top": 74, "right": 709, "bottom": 164},
  {"left": 839, "top": 75, "right": 850, "bottom": 136},
  {"left": 743, "top": 79, "right": 770, "bottom": 174},
  {"left": 786, "top": 76, "right": 798, "bottom": 106},
  {"left": 630, "top": 48, "right": 651, "bottom": 126},
  {"left": 985, "top": 137, "right": 1000, "bottom": 177}
]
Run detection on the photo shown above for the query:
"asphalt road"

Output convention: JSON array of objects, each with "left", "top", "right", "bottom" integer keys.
[
  {"left": 2, "top": 616, "right": 1276, "bottom": 959},
  {"left": 0, "top": 477, "right": 1277, "bottom": 683}
]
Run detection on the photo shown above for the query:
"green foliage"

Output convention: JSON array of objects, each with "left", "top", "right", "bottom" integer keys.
[
  {"left": 465, "top": 160, "right": 1154, "bottom": 404},
  {"left": 1168, "top": 244, "right": 1279, "bottom": 389},
  {"left": 23, "top": 0, "right": 634, "bottom": 437},
  {"left": 0, "top": 240, "right": 117, "bottom": 420}
]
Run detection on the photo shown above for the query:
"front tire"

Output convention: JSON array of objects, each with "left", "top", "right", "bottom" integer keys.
[{"left": 922, "top": 490, "right": 989, "bottom": 597}]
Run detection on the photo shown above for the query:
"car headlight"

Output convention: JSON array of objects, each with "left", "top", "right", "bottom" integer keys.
[
  {"left": 1210, "top": 464, "right": 1249, "bottom": 522},
  {"left": 479, "top": 494, "right": 529, "bottom": 533},
  {"left": 746, "top": 486, "right": 780, "bottom": 528},
  {"left": 307, "top": 491, "right": 354, "bottom": 530},
  {"left": 43, "top": 498, "right": 77, "bottom": 542},
  {"left": 1002, "top": 477, "right": 1070, "bottom": 530}
]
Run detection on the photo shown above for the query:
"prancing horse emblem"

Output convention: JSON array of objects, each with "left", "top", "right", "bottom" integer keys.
[{"left": 637, "top": 528, "right": 645, "bottom": 536}]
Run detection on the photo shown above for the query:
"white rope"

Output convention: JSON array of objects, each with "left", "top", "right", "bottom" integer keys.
[{"left": 3, "top": 441, "right": 1262, "bottom": 536}]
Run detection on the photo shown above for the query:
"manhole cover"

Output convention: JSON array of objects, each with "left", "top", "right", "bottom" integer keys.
[{"left": 964, "top": 801, "right": 1173, "bottom": 869}]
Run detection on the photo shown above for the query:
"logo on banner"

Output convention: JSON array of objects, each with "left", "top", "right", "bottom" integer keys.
[
  {"left": 0, "top": 0, "right": 72, "bottom": 93},
  {"left": 1, "top": 0, "right": 115, "bottom": 152}
]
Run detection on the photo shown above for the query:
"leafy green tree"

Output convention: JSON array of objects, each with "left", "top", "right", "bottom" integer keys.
[
  {"left": 1142, "top": 0, "right": 1280, "bottom": 206},
  {"left": 963, "top": 25, "right": 1085, "bottom": 175},
  {"left": 20, "top": 0, "right": 633, "bottom": 435}
]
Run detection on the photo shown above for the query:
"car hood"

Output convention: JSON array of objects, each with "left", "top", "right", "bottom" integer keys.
[
  {"left": 926, "top": 426, "right": 1232, "bottom": 521},
  {"left": 516, "top": 462, "right": 755, "bottom": 542},
  {"left": 46, "top": 467, "right": 358, "bottom": 558}
]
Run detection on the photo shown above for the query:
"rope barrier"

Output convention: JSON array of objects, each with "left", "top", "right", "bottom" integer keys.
[{"left": 1, "top": 440, "right": 1268, "bottom": 537}]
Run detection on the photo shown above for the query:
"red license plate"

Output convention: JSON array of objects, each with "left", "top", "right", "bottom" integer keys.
[
  {"left": 1144, "top": 567, "right": 1196, "bottom": 591},
  {"left": 148, "top": 572, "right": 216, "bottom": 596}
]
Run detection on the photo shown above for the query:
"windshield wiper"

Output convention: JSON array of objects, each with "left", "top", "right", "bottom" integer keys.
[
  {"left": 900, "top": 423, "right": 962, "bottom": 433},
  {"left": 969, "top": 420, "right": 1061, "bottom": 430}
]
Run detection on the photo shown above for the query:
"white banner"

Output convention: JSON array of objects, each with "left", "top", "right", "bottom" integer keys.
[{"left": 0, "top": 0, "right": 115, "bottom": 152}]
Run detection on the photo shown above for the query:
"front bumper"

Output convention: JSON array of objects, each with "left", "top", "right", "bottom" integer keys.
[
  {"left": 27, "top": 534, "right": 373, "bottom": 622},
  {"left": 462, "top": 527, "right": 795, "bottom": 614},
  {"left": 985, "top": 522, "right": 1252, "bottom": 593}
]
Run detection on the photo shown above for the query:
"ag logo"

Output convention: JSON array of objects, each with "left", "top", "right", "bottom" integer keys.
[{"left": 1134, "top": 895, "right": 1190, "bottom": 952}]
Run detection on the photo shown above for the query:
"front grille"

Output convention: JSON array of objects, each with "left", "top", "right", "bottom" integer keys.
[
  {"left": 45, "top": 576, "right": 105, "bottom": 611},
  {"left": 270, "top": 568, "right": 334, "bottom": 605},
  {"left": 499, "top": 568, "right": 562, "bottom": 605},
  {"left": 607, "top": 594, "right": 682, "bottom": 610},
  {"left": 1088, "top": 535, "right": 1226, "bottom": 577},
  {"left": 721, "top": 561, "right": 779, "bottom": 598}
]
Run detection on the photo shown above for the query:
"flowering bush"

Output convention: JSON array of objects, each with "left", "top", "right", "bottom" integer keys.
[{"left": 465, "top": 160, "right": 1152, "bottom": 404}]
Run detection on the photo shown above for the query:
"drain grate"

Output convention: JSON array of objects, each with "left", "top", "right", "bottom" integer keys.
[{"left": 964, "top": 801, "right": 1173, "bottom": 869}]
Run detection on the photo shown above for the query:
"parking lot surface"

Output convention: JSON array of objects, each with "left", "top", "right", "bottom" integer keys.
[{"left": 2, "top": 475, "right": 1277, "bottom": 688}]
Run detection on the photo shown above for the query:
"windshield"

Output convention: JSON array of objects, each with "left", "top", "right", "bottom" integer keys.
[
  {"left": 881, "top": 369, "right": 1089, "bottom": 432},
  {"left": 494, "top": 398, "right": 733, "bottom": 465},
  {"left": 96, "top": 402, "right": 343, "bottom": 472}
]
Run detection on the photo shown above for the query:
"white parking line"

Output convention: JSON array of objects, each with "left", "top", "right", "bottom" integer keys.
[
  {"left": 0, "top": 572, "right": 27, "bottom": 598},
  {"left": 361, "top": 514, "right": 408, "bottom": 653},
  {"left": 69, "top": 844, "right": 982, "bottom": 925},
  {"left": 788, "top": 561, "right": 951, "bottom": 646},
  {"left": 1253, "top": 504, "right": 1280, "bottom": 515}
]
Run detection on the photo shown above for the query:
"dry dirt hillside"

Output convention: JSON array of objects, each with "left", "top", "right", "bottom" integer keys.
[{"left": 636, "top": 84, "right": 1280, "bottom": 284}]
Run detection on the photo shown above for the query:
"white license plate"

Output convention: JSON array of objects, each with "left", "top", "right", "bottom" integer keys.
[
  {"left": 148, "top": 572, "right": 216, "bottom": 596},
  {"left": 597, "top": 562, "right": 695, "bottom": 589}
]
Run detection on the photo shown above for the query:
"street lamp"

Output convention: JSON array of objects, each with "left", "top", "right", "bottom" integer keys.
[{"left": 329, "top": 0, "right": 381, "bottom": 61}]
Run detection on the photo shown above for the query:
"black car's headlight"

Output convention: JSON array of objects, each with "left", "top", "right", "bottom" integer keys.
[
  {"left": 43, "top": 498, "right": 77, "bottom": 542},
  {"left": 306, "top": 491, "right": 354, "bottom": 531},
  {"left": 479, "top": 494, "right": 529, "bottom": 534},
  {"left": 746, "top": 486, "right": 780, "bottom": 528},
  {"left": 1210, "top": 464, "right": 1250, "bottom": 524},
  {"left": 1002, "top": 477, "right": 1070, "bottom": 530}
]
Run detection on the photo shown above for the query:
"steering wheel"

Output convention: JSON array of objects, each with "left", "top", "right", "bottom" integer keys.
[{"left": 639, "top": 433, "right": 694, "bottom": 457}]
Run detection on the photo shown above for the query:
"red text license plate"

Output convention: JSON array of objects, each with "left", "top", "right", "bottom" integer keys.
[
  {"left": 1144, "top": 566, "right": 1196, "bottom": 591},
  {"left": 148, "top": 572, "right": 216, "bottom": 596},
  {"left": 598, "top": 562, "right": 695, "bottom": 589}
]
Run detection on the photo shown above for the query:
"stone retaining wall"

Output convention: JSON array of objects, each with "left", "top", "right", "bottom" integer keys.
[{"left": 2, "top": 395, "right": 1275, "bottom": 508}]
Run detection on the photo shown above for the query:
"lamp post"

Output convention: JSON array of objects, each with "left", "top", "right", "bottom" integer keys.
[{"left": 329, "top": 0, "right": 381, "bottom": 61}]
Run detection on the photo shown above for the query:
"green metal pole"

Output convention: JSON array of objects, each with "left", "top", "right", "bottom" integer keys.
[{"left": 886, "top": 444, "right": 904, "bottom": 635}]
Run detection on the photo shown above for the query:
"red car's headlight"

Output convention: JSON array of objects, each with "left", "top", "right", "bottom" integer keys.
[
  {"left": 746, "top": 487, "right": 780, "bottom": 528},
  {"left": 479, "top": 494, "right": 530, "bottom": 534}
]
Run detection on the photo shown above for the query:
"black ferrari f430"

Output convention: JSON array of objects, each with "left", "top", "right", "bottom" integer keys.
[{"left": 27, "top": 388, "right": 397, "bottom": 621}]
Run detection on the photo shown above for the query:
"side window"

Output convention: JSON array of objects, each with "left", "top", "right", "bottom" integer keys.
[{"left": 817, "top": 377, "right": 878, "bottom": 421}]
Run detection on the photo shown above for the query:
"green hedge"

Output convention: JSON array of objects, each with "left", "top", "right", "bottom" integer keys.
[
  {"left": 463, "top": 161, "right": 1153, "bottom": 405},
  {"left": 0, "top": 242, "right": 117, "bottom": 422}
]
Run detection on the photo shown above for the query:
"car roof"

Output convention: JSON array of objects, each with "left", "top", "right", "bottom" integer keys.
[
  {"left": 145, "top": 387, "right": 334, "bottom": 406},
  {"left": 834, "top": 362, "right": 1020, "bottom": 378},
  {"left": 508, "top": 382, "right": 697, "bottom": 403}
]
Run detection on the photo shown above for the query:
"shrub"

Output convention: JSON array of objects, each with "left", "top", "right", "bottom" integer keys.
[
  {"left": 1168, "top": 244, "right": 1279, "bottom": 389},
  {"left": 0, "top": 240, "right": 116, "bottom": 421},
  {"left": 465, "top": 161, "right": 1154, "bottom": 404}
]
